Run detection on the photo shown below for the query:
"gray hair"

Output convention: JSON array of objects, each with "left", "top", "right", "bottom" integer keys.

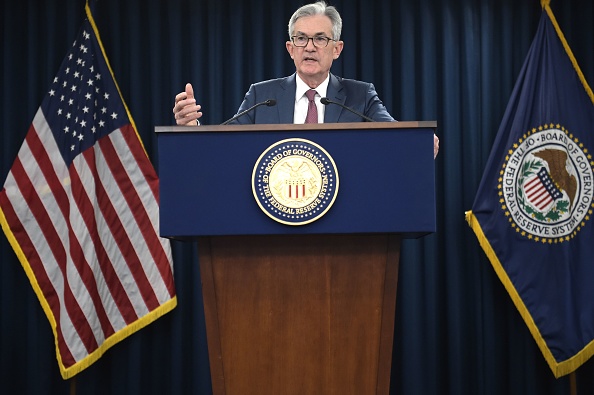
[{"left": 287, "top": 1, "right": 343, "bottom": 41}]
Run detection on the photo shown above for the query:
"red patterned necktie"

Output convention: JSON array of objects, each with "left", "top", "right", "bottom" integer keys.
[{"left": 304, "top": 89, "right": 318, "bottom": 123}]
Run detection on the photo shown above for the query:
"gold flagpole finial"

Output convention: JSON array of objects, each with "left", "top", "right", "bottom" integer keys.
[{"left": 541, "top": 0, "right": 550, "bottom": 8}]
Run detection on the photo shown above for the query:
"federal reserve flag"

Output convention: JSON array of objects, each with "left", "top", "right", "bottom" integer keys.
[
  {"left": 0, "top": 1, "right": 176, "bottom": 379},
  {"left": 466, "top": 2, "right": 594, "bottom": 378}
]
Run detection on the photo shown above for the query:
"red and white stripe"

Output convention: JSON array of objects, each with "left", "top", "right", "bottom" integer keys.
[{"left": 524, "top": 175, "right": 554, "bottom": 210}]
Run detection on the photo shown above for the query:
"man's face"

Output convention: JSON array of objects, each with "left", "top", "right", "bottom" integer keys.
[{"left": 286, "top": 14, "right": 344, "bottom": 86}]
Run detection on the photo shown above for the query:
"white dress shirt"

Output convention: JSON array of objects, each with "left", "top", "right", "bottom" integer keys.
[{"left": 293, "top": 74, "right": 330, "bottom": 124}]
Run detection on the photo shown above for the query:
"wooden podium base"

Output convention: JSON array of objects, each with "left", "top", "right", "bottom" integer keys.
[{"left": 198, "top": 234, "right": 401, "bottom": 395}]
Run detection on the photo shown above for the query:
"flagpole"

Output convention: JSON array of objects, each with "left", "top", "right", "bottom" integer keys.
[
  {"left": 570, "top": 372, "right": 577, "bottom": 395},
  {"left": 70, "top": 377, "right": 76, "bottom": 395}
]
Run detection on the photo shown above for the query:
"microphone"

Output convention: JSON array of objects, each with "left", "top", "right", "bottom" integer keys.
[
  {"left": 221, "top": 99, "right": 277, "bottom": 125},
  {"left": 320, "top": 97, "right": 375, "bottom": 122}
]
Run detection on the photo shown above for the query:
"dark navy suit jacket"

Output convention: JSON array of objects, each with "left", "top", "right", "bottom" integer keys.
[{"left": 230, "top": 73, "right": 395, "bottom": 124}]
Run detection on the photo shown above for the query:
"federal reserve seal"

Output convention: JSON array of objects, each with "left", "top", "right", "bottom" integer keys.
[
  {"left": 500, "top": 124, "right": 594, "bottom": 243},
  {"left": 252, "top": 138, "right": 339, "bottom": 225}
]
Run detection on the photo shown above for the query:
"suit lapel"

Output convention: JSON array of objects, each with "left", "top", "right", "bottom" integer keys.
[{"left": 324, "top": 74, "right": 345, "bottom": 123}]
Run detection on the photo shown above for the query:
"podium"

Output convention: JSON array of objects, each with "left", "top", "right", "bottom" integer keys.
[{"left": 156, "top": 122, "right": 436, "bottom": 395}]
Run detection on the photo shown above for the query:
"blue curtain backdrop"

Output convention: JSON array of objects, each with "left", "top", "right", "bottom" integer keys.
[{"left": 2, "top": 0, "right": 594, "bottom": 394}]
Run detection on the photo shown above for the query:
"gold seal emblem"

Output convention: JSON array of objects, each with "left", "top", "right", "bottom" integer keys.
[
  {"left": 252, "top": 138, "right": 339, "bottom": 225},
  {"left": 500, "top": 124, "right": 594, "bottom": 243}
]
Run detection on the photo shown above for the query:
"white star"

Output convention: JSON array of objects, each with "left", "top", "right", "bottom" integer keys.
[
  {"left": 99, "top": 120, "right": 105, "bottom": 127},
  {"left": 71, "top": 144, "right": 75, "bottom": 151},
  {"left": 82, "top": 106, "right": 89, "bottom": 113},
  {"left": 63, "top": 126, "right": 69, "bottom": 133},
  {"left": 87, "top": 79, "right": 94, "bottom": 86},
  {"left": 80, "top": 120, "right": 87, "bottom": 127},
  {"left": 104, "top": 92, "right": 110, "bottom": 100},
  {"left": 78, "top": 133, "right": 84, "bottom": 141},
  {"left": 110, "top": 112, "right": 118, "bottom": 120},
  {"left": 57, "top": 109, "right": 63, "bottom": 115}
]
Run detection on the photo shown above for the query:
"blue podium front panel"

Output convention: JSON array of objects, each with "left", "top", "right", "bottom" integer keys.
[{"left": 156, "top": 122, "right": 436, "bottom": 239}]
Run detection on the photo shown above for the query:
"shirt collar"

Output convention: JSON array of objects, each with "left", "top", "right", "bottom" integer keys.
[{"left": 295, "top": 74, "right": 330, "bottom": 100}]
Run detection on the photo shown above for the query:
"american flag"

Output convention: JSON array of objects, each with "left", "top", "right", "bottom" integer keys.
[{"left": 0, "top": 3, "right": 176, "bottom": 379}]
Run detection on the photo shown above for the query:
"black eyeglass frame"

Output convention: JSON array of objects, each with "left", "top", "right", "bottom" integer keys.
[{"left": 290, "top": 35, "right": 337, "bottom": 48}]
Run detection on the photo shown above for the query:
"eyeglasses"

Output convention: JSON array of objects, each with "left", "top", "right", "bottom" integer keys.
[{"left": 291, "top": 35, "right": 336, "bottom": 48}]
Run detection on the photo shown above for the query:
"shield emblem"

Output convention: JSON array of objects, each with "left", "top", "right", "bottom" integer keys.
[{"left": 523, "top": 167, "right": 563, "bottom": 212}]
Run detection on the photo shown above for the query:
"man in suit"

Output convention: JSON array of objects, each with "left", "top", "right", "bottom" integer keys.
[{"left": 172, "top": 1, "right": 439, "bottom": 156}]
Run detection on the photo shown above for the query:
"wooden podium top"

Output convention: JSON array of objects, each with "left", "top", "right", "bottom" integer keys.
[{"left": 155, "top": 121, "right": 437, "bottom": 134}]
